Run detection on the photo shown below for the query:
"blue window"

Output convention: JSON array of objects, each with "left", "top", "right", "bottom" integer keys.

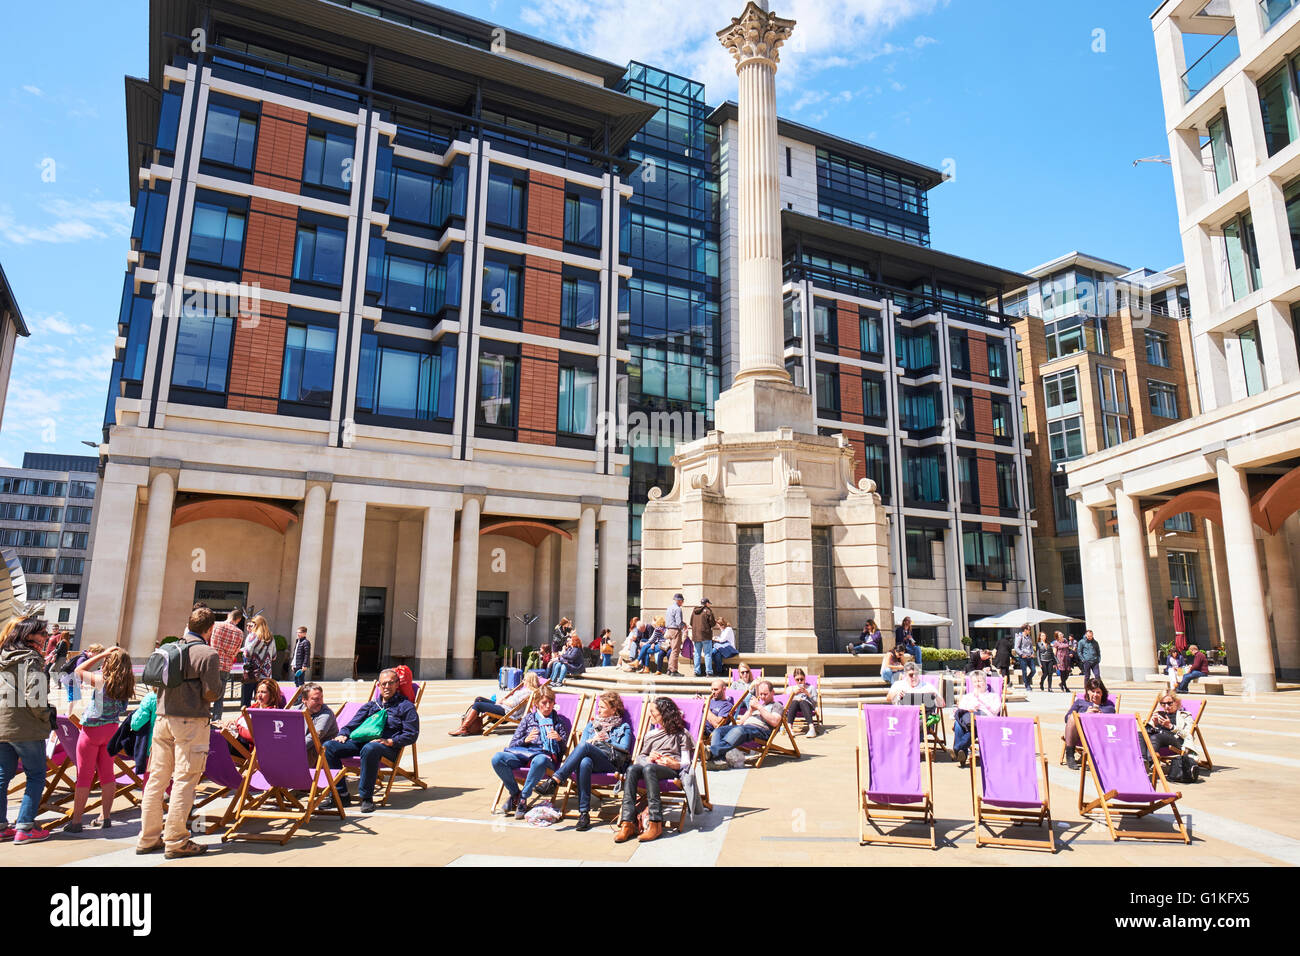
[
  {"left": 120, "top": 291, "right": 154, "bottom": 381},
  {"left": 987, "top": 341, "right": 1007, "bottom": 380},
  {"left": 863, "top": 374, "right": 885, "bottom": 419},
  {"left": 156, "top": 90, "right": 182, "bottom": 152},
  {"left": 201, "top": 102, "right": 257, "bottom": 169},
  {"left": 558, "top": 366, "right": 598, "bottom": 435},
  {"left": 482, "top": 259, "right": 522, "bottom": 317},
  {"left": 564, "top": 193, "right": 600, "bottom": 246},
  {"left": 189, "top": 202, "right": 245, "bottom": 269},
  {"left": 302, "top": 130, "right": 353, "bottom": 191},
  {"left": 486, "top": 170, "right": 525, "bottom": 231},
  {"left": 280, "top": 325, "right": 337, "bottom": 405},
  {"left": 378, "top": 251, "right": 461, "bottom": 315},
  {"left": 292, "top": 224, "right": 347, "bottom": 285},
  {"left": 393, "top": 166, "right": 434, "bottom": 223},
  {"left": 903, "top": 450, "right": 946, "bottom": 505},
  {"left": 131, "top": 187, "right": 169, "bottom": 255},
  {"left": 561, "top": 275, "right": 600, "bottom": 330},
  {"left": 859, "top": 307, "right": 883, "bottom": 355},
  {"left": 171, "top": 311, "right": 234, "bottom": 393},
  {"left": 478, "top": 353, "right": 518, "bottom": 427},
  {"left": 356, "top": 333, "right": 456, "bottom": 420}
]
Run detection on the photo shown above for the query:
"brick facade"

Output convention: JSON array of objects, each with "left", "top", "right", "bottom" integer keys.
[
  {"left": 526, "top": 169, "right": 565, "bottom": 251},
  {"left": 518, "top": 344, "right": 558, "bottom": 445}
]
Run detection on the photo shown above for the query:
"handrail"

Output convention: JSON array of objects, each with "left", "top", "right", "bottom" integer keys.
[{"left": 1180, "top": 29, "right": 1239, "bottom": 103}]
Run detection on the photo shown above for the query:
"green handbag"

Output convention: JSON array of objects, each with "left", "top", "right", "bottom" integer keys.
[{"left": 349, "top": 707, "right": 388, "bottom": 742}]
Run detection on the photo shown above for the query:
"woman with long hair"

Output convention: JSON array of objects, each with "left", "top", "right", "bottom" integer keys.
[
  {"left": 450, "top": 671, "right": 540, "bottom": 736},
  {"left": 547, "top": 633, "right": 586, "bottom": 687},
  {"left": 615, "top": 696, "right": 693, "bottom": 845},
  {"left": 1036, "top": 631, "right": 1055, "bottom": 692},
  {"left": 1061, "top": 676, "right": 1116, "bottom": 769},
  {"left": 224, "top": 678, "right": 285, "bottom": 748},
  {"left": 240, "top": 615, "right": 276, "bottom": 708},
  {"left": 535, "top": 689, "right": 633, "bottom": 831},
  {"left": 0, "top": 616, "right": 57, "bottom": 844},
  {"left": 65, "top": 647, "right": 135, "bottom": 832}
]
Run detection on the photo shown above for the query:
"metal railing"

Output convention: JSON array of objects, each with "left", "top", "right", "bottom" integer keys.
[
  {"left": 1260, "top": 0, "right": 1300, "bottom": 32},
  {"left": 1180, "top": 29, "right": 1239, "bottom": 103}
]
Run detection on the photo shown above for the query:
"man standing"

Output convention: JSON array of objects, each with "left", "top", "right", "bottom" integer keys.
[
  {"left": 1014, "top": 623, "right": 1036, "bottom": 691},
  {"left": 291, "top": 626, "right": 312, "bottom": 686},
  {"left": 136, "top": 606, "right": 223, "bottom": 859},
  {"left": 1076, "top": 629, "right": 1101, "bottom": 683},
  {"left": 664, "top": 593, "right": 686, "bottom": 676},
  {"left": 691, "top": 598, "right": 718, "bottom": 677},
  {"left": 207, "top": 607, "right": 245, "bottom": 720}
]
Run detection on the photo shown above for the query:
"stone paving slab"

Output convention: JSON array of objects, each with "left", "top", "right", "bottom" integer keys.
[{"left": 9, "top": 680, "right": 1296, "bottom": 867}]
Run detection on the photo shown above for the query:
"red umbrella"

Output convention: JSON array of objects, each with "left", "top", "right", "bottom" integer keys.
[{"left": 1172, "top": 596, "right": 1187, "bottom": 653}]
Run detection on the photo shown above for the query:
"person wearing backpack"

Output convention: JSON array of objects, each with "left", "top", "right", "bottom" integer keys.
[{"left": 135, "top": 606, "right": 222, "bottom": 859}]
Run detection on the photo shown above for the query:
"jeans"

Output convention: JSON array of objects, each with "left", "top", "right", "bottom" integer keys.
[
  {"left": 881, "top": 667, "right": 902, "bottom": 685},
  {"left": 1079, "top": 661, "right": 1100, "bottom": 683},
  {"left": 324, "top": 739, "right": 399, "bottom": 801},
  {"left": 790, "top": 698, "right": 816, "bottom": 725},
  {"left": 470, "top": 699, "right": 507, "bottom": 718},
  {"left": 621, "top": 761, "right": 678, "bottom": 823},
  {"left": 553, "top": 742, "right": 619, "bottom": 813},
  {"left": 601, "top": 654, "right": 614, "bottom": 667},
  {"left": 952, "top": 711, "right": 973, "bottom": 754},
  {"left": 240, "top": 679, "right": 257, "bottom": 709},
  {"left": 693, "top": 640, "right": 715, "bottom": 676},
  {"left": 849, "top": 642, "right": 879, "bottom": 655},
  {"left": 1176, "top": 670, "right": 1207, "bottom": 694},
  {"left": 710, "top": 650, "right": 733, "bottom": 675},
  {"left": 1018, "top": 657, "right": 1035, "bottom": 689},
  {"left": 547, "top": 662, "right": 569, "bottom": 686},
  {"left": 0, "top": 739, "right": 48, "bottom": 830},
  {"left": 637, "top": 645, "right": 660, "bottom": 669},
  {"left": 1038, "top": 662, "right": 1054, "bottom": 690},
  {"left": 709, "top": 723, "right": 770, "bottom": 760},
  {"left": 212, "top": 671, "right": 230, "bottom": 721},
  {"left": 490, "top": 750, "right": 553, "bottom": 803}
]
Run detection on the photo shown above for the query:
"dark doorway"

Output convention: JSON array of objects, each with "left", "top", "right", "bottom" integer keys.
[
  {"left": 194, "top": 581, "right": 248, "bottom": 614},
  {"left": 356, "top": 587, "right": 386, "bottom": 677},
  {"left": 477, "top": 591, "right": 509, "bottom": 673}
]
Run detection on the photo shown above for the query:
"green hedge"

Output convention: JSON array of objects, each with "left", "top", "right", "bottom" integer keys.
[{"left": 921, "top": 647, "right": 968, "bottom": 663}]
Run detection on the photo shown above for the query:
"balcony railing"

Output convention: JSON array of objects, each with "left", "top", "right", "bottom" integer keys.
[
  {"left": 1260, "top": 0, "right": 1300, "bottom": 32},
  {"left": 1180, "top": 29, "right": 1239, "bottom": 103}
]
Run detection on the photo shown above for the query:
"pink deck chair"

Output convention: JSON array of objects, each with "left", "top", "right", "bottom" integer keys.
[
  {"left": 559, "top": 693, "right": 647, "bottom": 818},
  {"left": 918, "top": 674, "right": 948, "bottom": 750},
  {"left": 965, "top": 672, "right": 1007, "bottom": 715},
  {"left": 633, "top": 695, "right": 710, "bottom": 830},
  {"left": 1142, "top": 696, "right": 1211, "bottom": 769},
  {"left": 190, "top": 726, "right": 256, "bottom": 834},
  {"left": 1075, "top": 712, "right": 1189, "bottom": 843},
  {"left": 222, "top": 708, "right": 347, "bottom": 845},
  {"left": 785, "top": 673, "right": 823, "bottom": 725},
  {"left": 491, "top": 692, "right": 586, "bottom": 812},
  {"left": 46, "top": 716, "right": 143, "bottom": 822},
  {"left": 970, "top": 715, "right": 1055, "bottom": 852},
  {"left": 856, "top": 705, "right": 935, "bottom": 848},
  {"left": 339, "top": 681, "right": 427, "bottom": 804}
]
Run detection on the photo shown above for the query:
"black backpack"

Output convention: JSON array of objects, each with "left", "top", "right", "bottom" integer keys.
[
  {"left": 1165, "top": 754, "right": 1199, "bottom": 783},
  {"left": 140, "top": 640, "right": 192, "bottom": 689}
]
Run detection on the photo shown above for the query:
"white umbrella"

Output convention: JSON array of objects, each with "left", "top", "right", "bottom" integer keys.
[
  {"left": 892, "top": 606, "right": 954, "bottom": 627},
  {"left": 969, "top": 607, "right": 1082, "bottom": 629}
]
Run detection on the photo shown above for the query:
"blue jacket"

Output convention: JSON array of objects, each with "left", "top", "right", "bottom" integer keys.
[
  {"left": 558, "top": 645, "right": 586, "bottom": 675},
  {"left": 508, "top": 709, "right": 573, "bottom": 760},
  {"left": 579, "top": 718, "right": 633, "bottom": 753},
  {"left": 341, "top": 693, "right": 420, "bottom": 748}
]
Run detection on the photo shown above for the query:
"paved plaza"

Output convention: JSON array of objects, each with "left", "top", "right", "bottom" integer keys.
[{"left": 12, "top": 680, "right": 1299, "bottom": 867}]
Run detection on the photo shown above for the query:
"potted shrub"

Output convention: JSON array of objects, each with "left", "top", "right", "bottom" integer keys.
[
  {"left": 476, "top": 635, "right": 497, "bottom": 678},
  {"left": 1157, "top": 640, "right": 1174, "bottom": 667},
  {"left": 273, "top": 634, "right": 289, "bottom": 679}
]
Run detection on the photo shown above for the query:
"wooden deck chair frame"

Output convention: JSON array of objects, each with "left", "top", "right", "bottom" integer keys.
[
  {"left": 635, "top": 696, "right": 712, "bottom": 832},
  {"left": 221, "top": 711, "right": 346, "bottom": 845},
  {"left": 740, "top": 693, "right": 801, "bottom": 768},
  {"left": 856, "top": 704, "right": 936, "bottom": 849},
  {"left": 43, "top": 716, "right": 146, "bottom": 822},
  {"left": 559, "top": 694, "right": 649, "bottom": 819},
  {"left": 969, "top": 715, "right": 1055, "bottom": 852},
  {"left": 1074, "top": 713, "right": 1190, "bottom": 844},
  {"left": 346, "top": 679, "right": 428, "bottom": 804},
  {"left": 784, "top": 675, "right": 825, "bottom": 728},
  {"left": 1142, "top": 697, "right": 1212, "bottom": 770},
  {"left": 1058, "top": 694, "right": 1123, "bottom": 766},
  {"left": 190, "top": 729, "right": 250, "bottom": 834},
  {"left": 491, "top": 692, "right": 589, "bottom": 813},
  {"left": 481, "top": 687, "right": 536, "bottom": 735},
  {"left": 220, "top": 726, "right": 253, "bottom": 772},
  {"left": 36, "top": 743, "right": 78, "bottom": 814},
  {"left": 918, "top": 676, "right": 948, "bottom": 752}
]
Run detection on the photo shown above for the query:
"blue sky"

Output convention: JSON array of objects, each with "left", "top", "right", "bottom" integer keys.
[{"left": 0, "top": 0, "right": 1182, "bottom": 466}]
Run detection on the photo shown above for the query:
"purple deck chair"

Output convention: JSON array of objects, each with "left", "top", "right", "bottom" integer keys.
[
  {"left": 1143, "top": 696, "right": 1211, "bottom": 769},
  {"left": 856, "top": 704, "right": 935, "bottom": 848},
  {"left": 966, "top": 672, "right": 1006, "bottom": 714},
  {"left": 785, "top": 673, "right": 823, "bottom": 725},
  {"left": 1075, "top": 712, "right": 1189, "bottom": 843},
  {"left": 482, "top": 677, "right": 550, "bottom": 736},
  {"left": 634, "top": 695, "right": 710, "bottom": 829},
  {"left": 559, "top": 694, "right": 647, "bottom": 817},
  {"left": 340, "top": 681, "right": 427, "bottom": 804},
  {"left": 918, "top": 674, "right": 948, "bottom": 750},
  {"left": 492, "top": 692, "right": 586, "bottom": 812},
  {"left": 46, "top": 716, "right": 143, "bottom": 821},
  {"left": 731, "top": 691, "right": 799, "bottom": 767},
  {"left": 970, "top": 715, "right": 1055, "bottom": 852},
  {"left": 222, "top": 708, "right": 347, "bottom": 845},
  {"left": 1059, "top": 692, "right": 1122, "bottom": 765},
  {"left": 190, "top": 727, "right": 257, "bottom": 833}
]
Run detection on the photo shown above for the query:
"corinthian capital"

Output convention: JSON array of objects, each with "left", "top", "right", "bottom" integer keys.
[{"left": 717, "top": 1, "right": 796, "bottom": 70}]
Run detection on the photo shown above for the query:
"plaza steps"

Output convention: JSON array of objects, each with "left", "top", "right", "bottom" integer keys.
[
  {"left": 1143, "top": 673, "right": 1251, "bottom": 696},
  {"left": 558, "top": 667, "right": 1028, "bottom": 709}
]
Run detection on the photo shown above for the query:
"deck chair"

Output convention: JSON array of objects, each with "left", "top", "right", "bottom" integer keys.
[
  {"left": 482, "top": 678, "right": 550, "bottom": 735},
  {"left": 34, "top": 737, "right": 76, "bottom": 813},
  {"left": 1142, "top": 697, "right": 1212, "bottom": 770},
  {"left": 729, "top": 667, "right": 763, "bottom": 684},
  {"left": 1074, "top": 712, "right": 1189, "bottom": 843},
  {"left": 47, "top": 716, "right": 144, "bottom": 822},
  {"left": 340, "top": 680, "right": 428, "bottom": 805},
  {"left": 785, "top": 673, "right": 824, "bottom": 726},
  {"left": 491, "top": 692, "right": 587, "bottom": 812},
  {"left": 730, "top": 691, "right": 801, "bottom": 767},
  {"left": 1059, "top": 694, "right": 1122, "bottom": 765},
  {"left": 966, "top": 672, "right": 1007, "bottom": 715},
  {"left": 559, "top": 694, "right": 648, "bottom": 818},
  {"left": 636, "top": 695, "right": 711, "bottom": 829},
  {"left": 918, "top": 675, "right": 948, "bottom": 751},
  {"left": 856, "top": 704, "right": 935, "bottom": 849},
  {"left": 222, "top": 708, "right": 347, "bottom": 845},
  {"left": 281, "top": 681, "right": 303, "bottom": 708},
  {"left": 970, "top": 715, "right": 1055, "bottom": 852},
  {"left": 190, "top": 727, "right": 255, "bottom": 834}
]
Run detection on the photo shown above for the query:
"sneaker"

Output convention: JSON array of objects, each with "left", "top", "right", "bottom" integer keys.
[
  {"left": 14, "top": 827, "right": 51, "bottom": 845},
  {"left": 806, "top": 723, "right": 819, "bottom": 739},
  {"left": 163, "top": 839, "right": 207, "bottom": 860},
  {"left": 575, "top": 811, "right": 591, "bottom": 832},
  {"left": 845, "top": 644, "right": 858, "bottom": 656},
  {"left": 514, "top": 804, "right": 527, "bottom": 821},
  {"left": 87, "top": 818, "right": 111, "bottom": 830},
  {"left": 0, "top": 827, "right": 14, "bottom": 843},
  {"left": 502, "top": 796, "right": 518, "bottom": 815},
  {"left": 63, "top": 822, "right": 84, "bottom": 834},
  {"left": 360, "top": 800, "right": 376, "bottom": 814},
  {"left": 135, "top": 842, "right": 163, "bottom": 855},
  {"left": 957, "top": 749, "right": 969, "bottom": 769},
  {"left": 534, "top": 777, "right": 559, "bottom": 797}
]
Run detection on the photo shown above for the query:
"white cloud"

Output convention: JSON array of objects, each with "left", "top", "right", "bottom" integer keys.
[
  {"left": 0, "top": 197, "right": 132, "bottom": 246},
  {"left": 21, "top": 84, "right": 43, "bottom": 96},
  {"left": 913, "top": 34, "right": 938, "bottom": 47}
]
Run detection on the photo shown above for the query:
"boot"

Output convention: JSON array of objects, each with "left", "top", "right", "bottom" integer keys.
[
  {"left": 638, "top": 820, "right": 664, "bottom": 843},
  {"left": 614, "top": 820, "right": 638, "bottom": 843},
  {"left": 448, "top": 709, "right": 481, "bottom": 737}
]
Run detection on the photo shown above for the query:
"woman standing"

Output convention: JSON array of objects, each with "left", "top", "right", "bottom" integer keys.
[
  {"left": 1052, "top": 630, "right": 1073, "bottom": 693},
  {"left": 615, "top": 697, "right": 693, "bottom": 844},
  {"left": 240, "top": 616, "right": 276, "bottom": 709},
  {"left": 1036, "top": 631, "right": 1055, "bottom": 692},
  {"left": 65, "top": 647, "right": 135, "bottom": 832},
  {"left": 535, "top": 690, "right": 633, "bottom": 831},
  {"left": 597, "top": 628, "right": 615, "bottom": 668},
  {"left": 0, "top": 617, "right": 56, "bottom": 844}
]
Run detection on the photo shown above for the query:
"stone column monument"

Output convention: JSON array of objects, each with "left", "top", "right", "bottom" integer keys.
[{"left": 639, "top": 1, "right": 893, "bottom": 664}]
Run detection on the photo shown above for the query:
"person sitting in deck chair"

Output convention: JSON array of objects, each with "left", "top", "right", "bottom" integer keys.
[
  {"left": 704, "top": 679, "right": 734, "bottom": 736},
  {"left": 950, "top": 668, "right": 1001, "bottom": 768},
  {"left": 323, "top": 668, "right": 420, "bottom": 814},
  {"left": 1143, "top": 690, "right": 1201, "bottom": 781},
  {"left": 885, "top": 663, "right": 944, "bottom": 754},
  {"left": 787, "top": 668, "right": 821, "bottom": 738},
  {"left": 294, "top": 683, "right": 338, "bottom": 762},
  {"left": 708, "top": 680, "right": 783, "bottom": 768}
]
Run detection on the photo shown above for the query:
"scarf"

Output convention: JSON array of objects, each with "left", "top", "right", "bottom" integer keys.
[
  {"left": 536, "top": 714, "right": 558, "bottom": 755},
  {"left": 590, "top": 713, "right": 621, "bottom": 742}
]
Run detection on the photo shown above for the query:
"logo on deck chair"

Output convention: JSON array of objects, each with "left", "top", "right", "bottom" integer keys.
[
  {"left": 1106, "top": 724, "right": 1117, "bottom": 739},
  {"left": 273, "top": 720, "right": 285, "bottom": 735},
  {"left": 887, "top": 716, "right": 899, "bottom": 732},
  {"left": 1000, "top": 727, "right": 1014, "bottom": 743}
]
